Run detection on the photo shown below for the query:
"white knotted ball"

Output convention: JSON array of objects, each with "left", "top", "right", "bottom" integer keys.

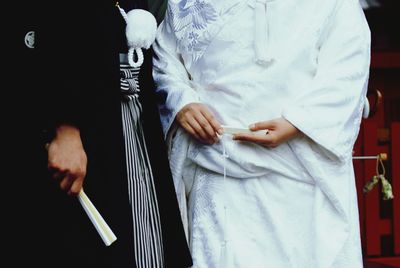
[{"left": 125, "top": 9, "right": 157, "bottom": 49}]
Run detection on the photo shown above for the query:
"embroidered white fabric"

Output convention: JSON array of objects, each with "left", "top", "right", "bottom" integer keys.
[{"left": 153, "top": 0, "right": 370, "bottom": 267}]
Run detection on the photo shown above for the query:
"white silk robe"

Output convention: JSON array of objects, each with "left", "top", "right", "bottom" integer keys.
[{"left": 153, "top": 0, "right": 371, "bottom": 267}]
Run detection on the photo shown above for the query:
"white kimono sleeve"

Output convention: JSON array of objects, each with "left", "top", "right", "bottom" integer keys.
[
  {"left": 152, "top": 11, "right": 201, "bottom": 138},
  {"left": 282, "top": 0, "right": 371, "bottom": 163},
  {"left": 152, "top": 11, "right": 201, "bottom": 238}
]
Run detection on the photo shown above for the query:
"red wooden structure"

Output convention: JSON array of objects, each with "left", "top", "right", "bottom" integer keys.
[{"left": 354, "top": 106, "right": 400, "bottom": 266}]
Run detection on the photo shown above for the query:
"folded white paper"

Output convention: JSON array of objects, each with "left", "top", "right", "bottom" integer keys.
[
  {"left": 221, "top": 125, "right": 267, "bottom": 135},
  {"left": 77, "top": 190, "right": 117, "bottom": 246}
]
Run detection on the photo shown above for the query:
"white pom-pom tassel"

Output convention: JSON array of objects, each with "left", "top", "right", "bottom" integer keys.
[
  {"left": 125, "top": 9, "right": 157, "bottom": 49},
  {"left": 117, "top": 6, "right": 157, "bottom": 68}
]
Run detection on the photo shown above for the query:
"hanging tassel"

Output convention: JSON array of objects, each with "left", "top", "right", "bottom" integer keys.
[
  {"left": 116, "top": 2, "right": 157, "bottom": 68},
  {"left": 363, "top": 154, "right": 394, "bottom": 200},
  {"left": 380, "top": 175, "right": 394, "bottom": 200},
  {"left": 363, "top": 175, "right": 379, "bottom": 194}
]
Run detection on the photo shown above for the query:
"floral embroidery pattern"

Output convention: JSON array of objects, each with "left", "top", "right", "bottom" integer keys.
[{"left": 168, "top": 0, "right": 218, "bottom": 61}]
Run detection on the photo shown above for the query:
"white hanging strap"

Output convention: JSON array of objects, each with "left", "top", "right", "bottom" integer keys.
[
  {"left": 219, "top": 137, "right": 231, "bottom": 267},
  {"left": 254, "top": 0, "right": 275, "bottom": 66}
]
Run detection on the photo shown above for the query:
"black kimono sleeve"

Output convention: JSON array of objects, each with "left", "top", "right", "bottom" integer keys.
[{"left": 38, "top": 2, "right": 94, "bottom": 131}]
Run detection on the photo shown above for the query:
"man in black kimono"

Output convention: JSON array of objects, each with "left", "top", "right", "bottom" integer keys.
[{"left": 7, "top": 1, "right": 192, "bottom": 267}]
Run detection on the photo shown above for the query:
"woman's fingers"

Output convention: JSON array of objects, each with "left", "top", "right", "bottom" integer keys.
[
  {"left": 249, "top": 120, "right": 275, "bottom": 131},
  {"left": 233, "top": 132, "right": 277, "bottom": 147},
  {"left": 176, "top": 103, "right": 221, "bottom": 144},
  {"left": 188, "top": 117, "right": 215, "bottom": 144},
  {"left": 234, "top": 118, "right": 300, "bottom": 147},
  {"left": 193, "top": 113, "right": 219, "bottom": 143},
  {"left": 200, "top": 108, "right": 223, "bottom": 135},
  {"left": 181, "top": 122, "right": 198, "bottom": 139}
]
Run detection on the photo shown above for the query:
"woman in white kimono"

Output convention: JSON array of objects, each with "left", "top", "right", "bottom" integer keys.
[{"left": 153, "top": 0, "right": 371, "bottom": 267}]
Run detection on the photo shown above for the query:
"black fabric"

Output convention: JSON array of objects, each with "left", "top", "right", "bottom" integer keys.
[
  {"left": 4, "top": 1, "right": 50, "bottom": 266},
  {"left": 6, "top": 0, "right": 191, "bottom": 267}
]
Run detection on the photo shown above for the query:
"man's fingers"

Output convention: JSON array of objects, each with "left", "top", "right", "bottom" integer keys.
[
  {"left": 59, "top": 175, "right": 74, "bottom": 192},
  {"left": 69, "top": 179, "right": 84, "bottom": 196},
  {"left": 51, "top": 170, "right": 67, "bottom": 181}
]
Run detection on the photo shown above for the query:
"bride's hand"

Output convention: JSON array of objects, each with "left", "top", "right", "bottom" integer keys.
[
  {"left": 176, "top": 103, "right": 223, "bottom": 144},
  {"left": 232, "top": 118, "right": 301, "bottom": 148}
]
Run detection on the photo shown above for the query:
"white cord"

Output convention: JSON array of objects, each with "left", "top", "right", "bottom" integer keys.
[
  {"left": 117, "top": 4, "right": 128, "bottom": 22},
  {"left": 128, "top": 47, "right": 144, "bottom": 68},
  {"left": 219, "top": 137, "right": 230, "bottom": 267}
]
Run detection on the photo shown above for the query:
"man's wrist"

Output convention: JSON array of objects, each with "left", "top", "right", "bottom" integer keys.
[{"left": 55, "top": 124, "right": 81, "bottom": 137}]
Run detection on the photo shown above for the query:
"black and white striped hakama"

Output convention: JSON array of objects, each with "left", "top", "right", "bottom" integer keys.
[{"left": 119, "top": 59, "right": 164, "bottom": 268}]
